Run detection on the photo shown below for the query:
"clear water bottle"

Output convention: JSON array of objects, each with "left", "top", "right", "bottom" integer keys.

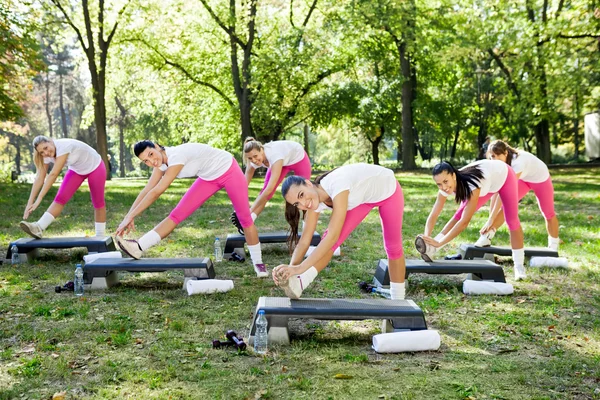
[
  {"left": 214, "top": 237, "right": 223, "bottom": 262},
  {"left": 371, "top": 286, "right": 392, "bottom": 299},
  {"left": 254, "top": 310, "right": 268, "bottom": 354},
  {"left": 11, "top": 245, "right": 20, "bottom": 265},
  {"left": 74, "top": 264, "right": 84, "bottom": 297}
]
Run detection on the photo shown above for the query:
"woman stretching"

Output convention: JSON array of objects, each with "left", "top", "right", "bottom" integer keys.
[
  {"left": 231, "top": 138, "right": 311, "bottom": 233},
  {"left": 475, "top": 140, "right": 560, "bottom": 251},
  {"left": 272, "top": 163, "right": 407, "bottom": 300},
  {"left": 417, "top": 160, "right": 526, "bottom": 280},
  {"left": 115, "top": 140, "right": 267, "bottom": 277},
  {"left": 20, "top": 136, "right": 107, "bottom": 238}
]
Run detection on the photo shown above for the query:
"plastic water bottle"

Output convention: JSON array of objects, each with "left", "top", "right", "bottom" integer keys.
[
  {"left": 371, "top": 286, "right": 392, "bottom": 299},
  {"left": 74, "top": 264, "right": 84, "bottom": 297},
  {"left": 254, "top": 310, "right": 268, "bottom": 354},
  {"left": 11, "top": 245, "right": 20, "bottom": 265},
  {"left": 214, "top": 237, "right": 223, "bottom": 262}
]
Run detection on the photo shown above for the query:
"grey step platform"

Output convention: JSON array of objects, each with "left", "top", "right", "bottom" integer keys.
[
  {"left": 6, "top": 236, "right": 116, "bottom": 263},
  {"left": 83, "top": 257, "right": 214, "bottom": 289},
  {"left": 248, "top": 296, "right": 427, "bottom": 345},
  {"left": 374, "top": 258, "right": 506, "bottom": 287},
  {"left": 459, "top": 243, "right": 558, "bottom": 260},
  {"left": 223, "top": 231, "right": 321, "bottom": 258}
]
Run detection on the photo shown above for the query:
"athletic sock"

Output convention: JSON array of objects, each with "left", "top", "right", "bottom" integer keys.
[
  {"left": 251, "top": 212, "right": 257, "bottom": 221},
  {"left": 299, "top": 266, "right": 318, "bottom": 287},
  {"left": 95, "top": 222, "right": 106, "bottom": 237},
  {"left": 390, "top": 282, "right": 406, "bottom": 300},
  {"left": 434, "top": 233, "right": 446, "bottom": 249},
  {"left": 37, "top": 212, "right": 55, "bottom": 230},
  {"left": 138, "top": 230, "right": 161, "bottom": 251},
  {"left": 512, "top": 248, "right": 525, "bottom": 266},
  {"left": 247, "top": 243, "right": 263, "bottom": 265},
  {"left": 548, "top": 236, "right": 560, "bottom": 251}
]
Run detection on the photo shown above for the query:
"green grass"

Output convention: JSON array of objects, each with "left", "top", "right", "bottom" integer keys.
[{"left": 1, "top": 167, "right": 599, "bottom": 399}]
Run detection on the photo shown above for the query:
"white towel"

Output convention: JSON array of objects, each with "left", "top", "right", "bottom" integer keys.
[
  {"left": 83, "top": 251, "right": 123, "bottom": 264},
  {"left": 462, "top": 280, "right": 514, "bottom": 295},
  {"left": 305, "top": 245, "right": 341, "bottom": 257},
  {"left": 372, "top": 330, "right": 441, "bottom": 353},
  {"left": 529, "top": 257, "right": 569, "bottom": 268},
  {"left": 186, "top": 279, "right": 234, "bottom": 295}
]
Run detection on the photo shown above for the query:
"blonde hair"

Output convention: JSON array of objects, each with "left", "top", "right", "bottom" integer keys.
[
  {"left": 486, "top": 139, "right": 519, "bottom": 166},
  {"left": 242, "top": 137, "right": 264, "bottom": 165},
  {"left": 32, "top": 135, "right": 52, "bottom": 172}
]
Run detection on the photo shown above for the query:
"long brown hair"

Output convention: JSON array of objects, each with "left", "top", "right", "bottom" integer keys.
[
  {"left": 281, "top": 169, "right": 337, "bottom": 254},
  {"left": 487, "top": 140, "right": 519, "bottom": 166},
  {"left": 32, "top": 136, "right": 52, "bottom": 173},
  {"left": 242, "top": 137, "right": 263, "bottom": 166},
  {"left": 432, "top": 161, "right": 484, "bottom": 204}
]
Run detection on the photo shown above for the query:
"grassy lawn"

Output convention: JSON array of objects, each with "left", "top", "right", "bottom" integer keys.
[{"left": 1, "top": 167, "right": 599, "bottom": 399}]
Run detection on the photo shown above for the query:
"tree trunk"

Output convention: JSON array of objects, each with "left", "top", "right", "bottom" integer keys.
[
  {"left": 369, "top": 126, "right": 384, "bottom": 165},
  {"left": 115, "top": 95, "right": 127, "bottom": 177},
  {"left": 399, "top": 41, "right": 416, "bottom": 170},
  {"left": 451, "top": 125, "right": 460, "bottom": 159},
  {"left": 303, "top": 123, "right": 310, "bottom": 158},
  {"left": 45, "top": 72, "right": 53, "bottom": 137},
  {"left": 59, "top": 74, "right": 68, "bottom": 137}
]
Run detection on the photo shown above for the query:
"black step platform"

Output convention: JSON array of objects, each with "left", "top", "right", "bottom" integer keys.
[
  {"left": 6, "top": 237, "right": 116, "bottom": 263},
  {"left": 459, "top": 243, "right": 558, "bottom": 260},
  {"left": 248, "top": 296, "right": 427, "bottom": 345},
  {"left": 223, "top": 231, "right": 321, "bottom": 258},
  {"left": 84, "top": 257, "right": 214, "bottom": 289},
  {"left": 374, "top": 258, "right": 506, "bottom": 287}
]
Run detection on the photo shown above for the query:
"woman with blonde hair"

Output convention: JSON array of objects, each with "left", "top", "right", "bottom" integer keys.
[{"left": 20, "top": 136, "right": 107, "bottom": 238}]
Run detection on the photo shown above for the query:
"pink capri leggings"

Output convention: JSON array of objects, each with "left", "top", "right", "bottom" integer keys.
[
  {"left": 54, "top": 161, "right": 106, "bottom": 209},
  {"left": 322, "top": 181, "right": 404, "bottom": 259},
  {"left": 453, "top": 165, "right": 521, "bottom": 231},
  {"left": 169, "top": 158, "right": 254, "bottom": 227},
  {"left": 260, "top": 152, "right": 311, "bottom": 200},
  {"left": 518, "top": 177, "right": 556, "bottom": 220}
]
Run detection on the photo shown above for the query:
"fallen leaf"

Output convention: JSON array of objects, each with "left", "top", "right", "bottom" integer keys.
[
  {"left": 52, "top": 391, "right": 66, "bottom": 400},
  {"left": 333, "top": 374, "right": 353, "bottom": 379},
  {"left": 548, "top": 325, "right": 555, "bottom": 331},
  {"left": 517, "top": 299, "right": 526, "bottom": 304}
]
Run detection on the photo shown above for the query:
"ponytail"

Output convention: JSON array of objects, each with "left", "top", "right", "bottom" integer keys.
[
  {"left": 32, "top": 135, "right": 51, "bottom": 173},
  {"left": 486, "top": 140, "right": 519, "bottom": 166},
  {"left": 433, "top": 161, "right": 484, "bottom": 204},
  {"left": 242, "top": 137, "right": 263, "bottom": 165}
]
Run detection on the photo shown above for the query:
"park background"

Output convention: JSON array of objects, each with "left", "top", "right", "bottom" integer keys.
[{"left": 1, "top": 0, "right": 600, "bottom": 399}]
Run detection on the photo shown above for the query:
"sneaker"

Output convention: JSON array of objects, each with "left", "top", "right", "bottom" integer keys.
[
  {"left": 278, "top": 275, "right": 304, "bottom": 299},
  {"left": 230, "top": 212, "right": 244, "bottom": 235},
  {"left": 116, "top": 237, "right": 143, "bottom": 259},
  {"left": 415, "top": 235, "right": 436, "bottom": 262},
  {"left": 514, "top": 264, "right": 527, "bottom": 281},
  {"left": 253, "top": 263, "right": 269, "bottom": 278},
  {"left": 20, "top": 221, "right": 43, "bottom": 239},
  {"left": 475, "top": 229, "right": 495, "bottom": 247}
]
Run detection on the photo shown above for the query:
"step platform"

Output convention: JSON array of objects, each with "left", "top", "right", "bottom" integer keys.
[
  {"left": 248, "top": 296, "right": 427, "bottom": 345},
  {"left": 374, "top": 258, "right": 506, "bottom": 288},
  {"left": 83, "top": 257, "right": 214, "bottom": 289},
  {"left": 459, "top": 243, "right": 558, "bottom": 260},
  {"left": 6, "top": 237, "right": 116, "bottom": 263},
  {"left": 223, "top": 231, "right": 321, "bottom": 259}
]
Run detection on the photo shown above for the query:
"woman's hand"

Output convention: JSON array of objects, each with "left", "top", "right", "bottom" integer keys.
[
  {"left": 23, "top": 200, "right": 41, "bottom": 219},
  {"left": 420, "top": 235, "right": 442, "bottom": 249},
  {"left": 479, "top": 220, "right": 494, "bottom": 235},
  {"left": 272, "top": 264, "right": 303, "bottom": 285},
  {"left": 115, "top": 216, "right": 135, "bottom": 237}
]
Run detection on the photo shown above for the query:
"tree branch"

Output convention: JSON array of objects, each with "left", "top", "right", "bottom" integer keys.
[
  {"left": 106, "top": 0, "right": 131, "bottom": 48},
  {"left": 49, "top": 0, "right": 88, "bottom": 52},
  {"left": 302, "top": 0, "right": 318, "bottom": 28},
  {"left": 197, "top": 0, "right": 247, "bottom": 48},
  {"left": 487, "top": 48, "right": 520, "bottom": 99}
]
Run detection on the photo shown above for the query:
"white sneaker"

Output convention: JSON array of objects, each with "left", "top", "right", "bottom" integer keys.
[
  {"left": 514, "top": 264, "right": 527, "bottom": 281},
  {"left": 20, "top": 221, "right": 43, "bottom": 239},
  {"left": 279, "top": 275, "right": 304, "bottom": 299},
  {"left": 116, "top": 237, "right": 143, "bottom": 259},
  {"left": 253, "top": 263, "right": 269, "bottom": 278},
  {"left": 474, "top": 235, "right": 491, "bottom": 247},
  {"left": 415, "top": 235, "right": 436, "bottom": 262}
]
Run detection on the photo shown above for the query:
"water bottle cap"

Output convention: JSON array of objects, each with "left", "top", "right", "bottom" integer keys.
[
  {"left": 215, "top": 237, "right": 219, "bottom": 240},
  {"left": 76, "top": 263, "right": 82, "bottom": 268},
  {"left": 258, "top": 310, "right": 265, "bottom": 315}
]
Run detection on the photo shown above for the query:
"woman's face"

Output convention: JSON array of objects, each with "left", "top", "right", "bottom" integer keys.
[
  {"left": 489, "top": 151, "right": 508, "bottom": 163},
  {"left": 433, "top": 170, "right": 456, "bottom": 195},
  {"left": 284, "top": 181, "right": 320, "bottom": 211},
  {"left": 246, "top": 148, "right": 265, "bottom": 166},
  {"left": 36, "top": 141, "right": 56, "bottom": 158},
  {"left": 138, "top": 146, "right": 164, "bottom": 168}
]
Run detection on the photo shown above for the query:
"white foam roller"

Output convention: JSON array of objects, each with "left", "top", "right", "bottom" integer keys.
[
  {"left": 529, "top": 257, "right": 569, "bottom": 268},
  {"left": 462, "top": 280, "right": 514, "bottom": 295},
  {"left": 372, "top": 329, "right": 441, "bottom": 353},
  {"left": 186, "top": 279, "right": 234, "bottom": 295},
  {"left": 83, "top": 251, "right": 122, "bottom": 264}
]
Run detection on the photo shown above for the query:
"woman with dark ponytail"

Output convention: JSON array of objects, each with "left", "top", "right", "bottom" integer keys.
[
  {"left": 115, "top": 140, "right": 268, "bottom": 277},
  {"left": 417, "top": 159, "right": 527, "bottom": 280},
  {"left": 273, "top": 163, "right": 407, "bottom": 300},
  {"left": 230, "top": 137, "right": 311, "bottom": 233},
  {"left": 475, "top": 140, "right": 560, "bottom": 251}
]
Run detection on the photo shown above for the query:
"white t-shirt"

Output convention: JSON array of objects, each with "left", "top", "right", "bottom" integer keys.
[
  {"left": 43, "top": 138, "right": 101, "bottom": 175},
  {"left": 438, "top": 159, "right": 508, "bottom": 198},
  {"left": 316, "top": 163, "right": 397, "bottom": 211},
  {"left": 510, "top": 150, "right": 550, "bottom": 183},
  {"left": 250, "top": 140, "right": 305, "bottom": 169},
  {"left": 159, "top": 144, "right": 233, "bottom": 180}
]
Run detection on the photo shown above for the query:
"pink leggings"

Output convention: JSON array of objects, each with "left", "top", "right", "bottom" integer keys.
[
  {"left": 169, "top": 159, "right": 254, "bottom": 227},
  {"left": 322, "top": 182, "right": 404, "bottom": 259},
  {"left": 454, "top": 165, "right": 521, "bottom": 231},
  {"left": 54, "top": 161, "right": 106, "bottom": 209},
  {"left": 260, "top": 152, "right": 311, "bottom": 200},
  {"left": 518, "top": 177, "right": 556, "bottom": 220}
]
